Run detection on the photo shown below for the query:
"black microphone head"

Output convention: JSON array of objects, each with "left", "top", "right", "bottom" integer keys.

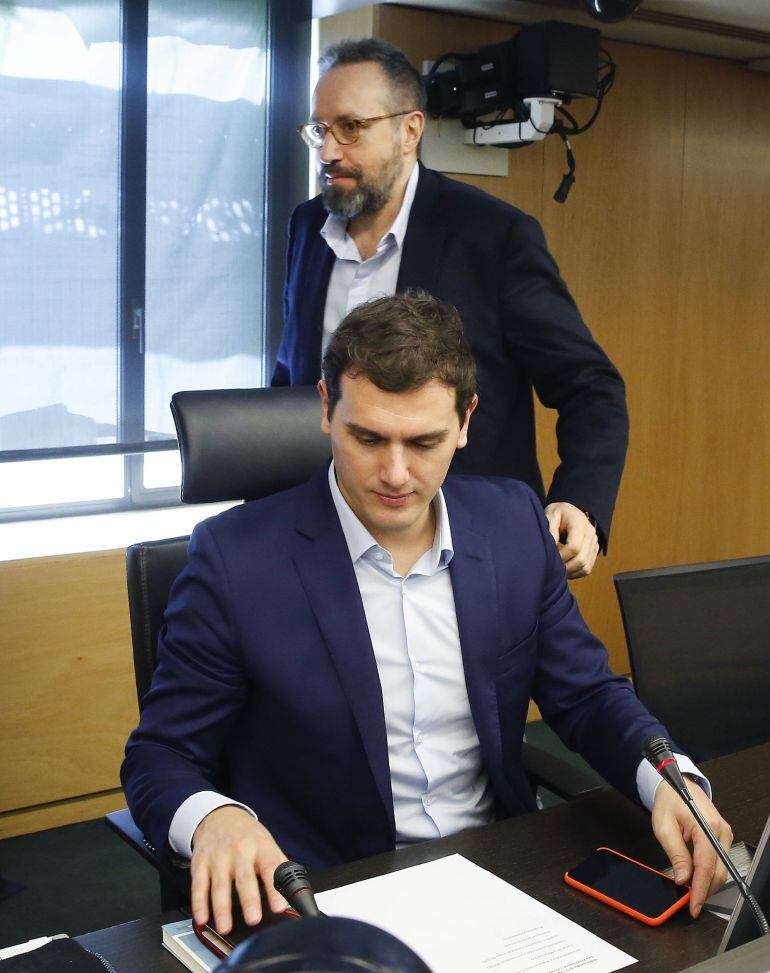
[
  {"left": 641, "top": 734, "right": 672, "bottom": 764},
  {"left": 273, "top": 860, "right": 310, "bottom": 898}
]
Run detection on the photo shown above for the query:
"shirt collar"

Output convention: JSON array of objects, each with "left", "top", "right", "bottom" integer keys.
[
  {"left": 320, "top": 162, "right": 420, "bottom": 259},
  {"left": 327, "top": 460, "right": 453, "bottom": 571}
]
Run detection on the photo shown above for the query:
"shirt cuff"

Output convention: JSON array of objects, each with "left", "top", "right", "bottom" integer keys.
[
  {"left": 636, "top": 753, "right": 711, "bottom": 811},
  {"left": 168, "top": 791, "right": 258, "bottom": 858}
]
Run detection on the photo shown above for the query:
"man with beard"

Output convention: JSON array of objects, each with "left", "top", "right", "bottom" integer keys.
[{"left": 273, "top": 38, "right": 629, "bottom": 580}]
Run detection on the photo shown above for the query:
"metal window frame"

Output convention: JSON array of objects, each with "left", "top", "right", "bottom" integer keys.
[{"left": 0, "top": 0, "right": 310, "bottom": 525}]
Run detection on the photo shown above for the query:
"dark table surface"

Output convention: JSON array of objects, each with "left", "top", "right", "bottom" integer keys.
[{"left": 77, "top": 742, "right": 770, "bottom": 973}]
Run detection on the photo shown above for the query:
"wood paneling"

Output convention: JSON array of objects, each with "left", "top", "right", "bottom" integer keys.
[
  {"left": 0, "top": 789, "right": 127, "bottom": 840},
  {"left": 0, "top": 550, "right": 137, "bottom": 816}
]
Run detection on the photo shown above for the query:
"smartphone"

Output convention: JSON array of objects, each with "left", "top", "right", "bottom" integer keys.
[{"left": 564, "top": 847, "right": 691, "bottom": 926}]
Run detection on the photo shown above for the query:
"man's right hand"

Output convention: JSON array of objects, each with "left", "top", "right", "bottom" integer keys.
[{"left": 191, "top": 805, "right": 289, "bottom": 934}]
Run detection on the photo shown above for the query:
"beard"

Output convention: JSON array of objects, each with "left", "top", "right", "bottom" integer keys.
[{"left": 320, "top": 143, "right": 403, "bottom": 220}]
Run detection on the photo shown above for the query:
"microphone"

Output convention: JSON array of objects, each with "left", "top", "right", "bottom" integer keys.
[
  {"left": 273, "top": 860, "right": 323, "bottom": 918},
  {"left": 642, "top": 735, "right": 769, "bottom": 936}
]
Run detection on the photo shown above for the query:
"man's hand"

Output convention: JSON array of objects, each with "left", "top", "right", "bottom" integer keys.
[
  {"left": 651, "top": 779, "right": 733, "bottom": 917},
  {"left": 544, "top": 502, "right": 599, "bottom": 579},
  {"left": 191, "top": 805, "right": 289, "bottom": 934}
]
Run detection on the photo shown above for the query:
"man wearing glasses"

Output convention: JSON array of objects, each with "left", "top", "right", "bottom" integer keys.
[{"left": 273, "top": 38, "right": 629, "bottom": 581}]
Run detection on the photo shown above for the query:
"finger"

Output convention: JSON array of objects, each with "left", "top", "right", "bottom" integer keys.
[
  {"left": 234, "top": 861, "right": 263, "bottom": 926},
  {"left": 210, "top": 864, "right": 235, "bottom": 934},
  {"left": 260, "top": 855, "right": 291, "bottom": 914},
  {"left": 191, "top": 859, "right": 212, "bottom": 927},
  {"left": 689, "top": 828, "right": 719, "bottom": 917},
  {"left": 544, "top": 509, "right": 561, "bottom": 545},
  {"left": 655, "top": 817, "right": 693, "bottom": 887}
]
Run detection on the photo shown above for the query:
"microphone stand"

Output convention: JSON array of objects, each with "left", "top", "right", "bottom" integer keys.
[{"left": 642, "top": 736, "right": 769, "bottom": 937}]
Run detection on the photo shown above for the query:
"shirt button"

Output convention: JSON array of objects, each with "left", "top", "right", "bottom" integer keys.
[
  {"left": 424, "top": 795, "right": 434, "bottom": 806},
  {"left": 413, "top": 660, "right": 421, "bottom": 672},
  {"left": 415, "top": 733, "right": 423, "bottom": 745},
  {"left": 375, "top": 552, "right": 384, "bottom": 561}
]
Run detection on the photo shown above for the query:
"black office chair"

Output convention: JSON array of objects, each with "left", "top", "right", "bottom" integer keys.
[
  {"left": 108, "top": 385, "right": 598, "bottom": 908},
  {"left": 614, "top": 554, "right": 770, "bottom": 763}
]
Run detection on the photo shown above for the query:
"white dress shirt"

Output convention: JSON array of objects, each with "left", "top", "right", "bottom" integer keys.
[{"left": 320, "top": 162, "right": 419, "bottom": 354}]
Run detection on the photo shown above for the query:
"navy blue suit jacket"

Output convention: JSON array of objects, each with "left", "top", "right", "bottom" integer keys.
[
  {"left": 122, "top": 468, "right": 668, "bottom": 871},
  {"left": 273, "top": 165, "right": 629, "bottom": 544}
]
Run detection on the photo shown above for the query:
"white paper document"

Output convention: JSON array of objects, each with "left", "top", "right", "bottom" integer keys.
[{"left": 316, "top": 854, "right": 636, "bottom": 973}]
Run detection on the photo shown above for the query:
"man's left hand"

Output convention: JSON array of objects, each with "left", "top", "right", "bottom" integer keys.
[
  {"left": 651, "top": 778, "right": 733, "bottom": 917},
  {"left": 544, "top": 502, "right": 599, "bottom": 578}
]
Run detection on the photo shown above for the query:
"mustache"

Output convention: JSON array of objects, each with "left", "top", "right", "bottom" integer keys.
[{"left": 319, "top": 163, "right": 361, "bottom": 181}]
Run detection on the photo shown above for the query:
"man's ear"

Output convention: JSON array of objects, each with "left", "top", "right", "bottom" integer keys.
[
  {"left": 318, "top": 379, "right": 331, "bottom": 435},
  {"left": 402, "top": 110, "right": 424, "bottom": 155},
  {"left": 456, "top": 394, "right": 478, "bottom": 450}
]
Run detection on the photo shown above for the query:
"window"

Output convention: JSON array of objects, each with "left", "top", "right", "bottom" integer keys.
[{"left": 0, "top": 0, "right": 309, "bottom": 522}]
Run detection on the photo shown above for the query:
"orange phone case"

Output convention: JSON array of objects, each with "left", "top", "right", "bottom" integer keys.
[{"left": 564, "top": 847, "right": 691, "bottom": 926}]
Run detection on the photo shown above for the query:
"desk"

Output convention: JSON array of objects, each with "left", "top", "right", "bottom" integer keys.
[{"left": 77, "top": 742, "right": 770, "bottom": 973}]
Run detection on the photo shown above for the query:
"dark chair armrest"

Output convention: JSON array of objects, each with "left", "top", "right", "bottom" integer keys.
[
  {"left": 522, "top": 742, "right": 604, "bottom": 801},
  {"left": 106, "top": 808, "right": 161, "bottom": 869},
  {"left": 106, "top": 808, "right": 191, "bottom": 911}
]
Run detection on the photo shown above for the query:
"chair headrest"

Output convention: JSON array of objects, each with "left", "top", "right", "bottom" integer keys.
[{"left": 171, "top": 386, "right": 331, "bottom": 504}]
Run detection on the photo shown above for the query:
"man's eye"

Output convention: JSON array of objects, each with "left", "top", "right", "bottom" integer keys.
[
  {"left": 310, "top": 123, "right": 326, "bottom": 140},
  {"left": 412, "top": 441, "right": 438, "bottom": 451},
  {"left": 338, "top": 119, "right": 359, "bottom": 137},
  {"left": 356, "top": 437, "right": 378, "bottom": 446}
]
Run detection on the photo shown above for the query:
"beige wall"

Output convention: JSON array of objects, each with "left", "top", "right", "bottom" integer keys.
[{"left": 3, "top": 4, "right": 769, "bottom": 834}]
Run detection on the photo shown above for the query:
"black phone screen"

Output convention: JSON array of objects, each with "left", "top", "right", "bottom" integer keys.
[{"left": 567, "top": 848, "right": 688, "bottom": 917}]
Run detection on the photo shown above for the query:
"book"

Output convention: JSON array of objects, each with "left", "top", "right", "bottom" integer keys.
[{"left": 162, "top": 919, "right": 217, "bottom": 973}]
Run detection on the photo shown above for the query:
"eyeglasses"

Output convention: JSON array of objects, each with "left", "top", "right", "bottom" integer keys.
[{"left": 297, "top": 110, "right": 419, "bottom": 149}]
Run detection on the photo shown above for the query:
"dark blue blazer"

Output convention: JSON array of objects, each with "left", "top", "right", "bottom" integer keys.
[
  {"left": 273, "top": 165, "right": 629, "bottom": 544},
  {"left": 122, "top": 469, "right": 667, "bottom": 871}
]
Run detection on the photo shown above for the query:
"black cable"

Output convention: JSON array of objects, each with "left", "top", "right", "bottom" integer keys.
[{"left": 553, "top": 128, "right": 576, "bottom": 204}]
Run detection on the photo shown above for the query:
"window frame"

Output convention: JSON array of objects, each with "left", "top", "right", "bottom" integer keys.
[{"left": 0, "top": 0, "right": 310, "bottom": 524}]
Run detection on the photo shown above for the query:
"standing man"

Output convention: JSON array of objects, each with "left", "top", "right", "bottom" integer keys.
[{"left": 273, "top": 38, "right": 629, "bottom": 579}]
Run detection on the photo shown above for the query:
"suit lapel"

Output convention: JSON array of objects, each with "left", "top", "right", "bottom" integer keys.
[
  {"left": 445, "top": 494, "right": 507, "bottom": 786},
  {"left": 397, "top": 165, "right": 450, "bottom": 296},
  {"left": 292, "top": 473, "right": 395, "bottom": 834}
]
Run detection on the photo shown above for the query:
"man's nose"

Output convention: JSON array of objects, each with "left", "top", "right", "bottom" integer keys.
[
  {"left": 319, "top": 128, "right": 344, "bottom": 165},
  {"left": 381, "top": 447, "right": 409, "bottom": 488}
]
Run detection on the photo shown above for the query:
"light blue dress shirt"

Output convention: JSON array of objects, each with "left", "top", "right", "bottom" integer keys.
[{"left": 327, "top": 462, "right": 495, "bottom": 844}]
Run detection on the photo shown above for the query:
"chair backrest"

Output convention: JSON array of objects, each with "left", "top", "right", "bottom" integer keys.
[
  {"left": 614, "top": 555, "right": 770, "bottom": 762},
  {"left": 125, "top": 386, "right": 331, "bottom": 707}
]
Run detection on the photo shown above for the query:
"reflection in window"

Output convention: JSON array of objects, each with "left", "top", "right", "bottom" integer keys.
[{"left": 144, "top": 2, "right": 268, "bottom": 438}]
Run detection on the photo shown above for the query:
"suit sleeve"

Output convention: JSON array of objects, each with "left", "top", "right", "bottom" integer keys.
[
  {"left": 523, "top": 490, "right": 668, "bottom": 800},
  {"left": 500, "top": 213, "right": 629, "bottom": 546},
  {"left": 121, "top": 521, "right": 250, "bottom": 860},
  {"left": 271, "top": 209, "right": 298, "bottom": 387}
]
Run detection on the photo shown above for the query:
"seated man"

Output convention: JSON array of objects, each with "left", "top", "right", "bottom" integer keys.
[{"left": 122, "top": 291, "right": 732, "bottom": 937}]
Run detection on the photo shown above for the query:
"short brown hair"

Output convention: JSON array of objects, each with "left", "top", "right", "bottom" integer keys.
[{"left": 322, "top": 291, "right": 476, "bottom": 425}]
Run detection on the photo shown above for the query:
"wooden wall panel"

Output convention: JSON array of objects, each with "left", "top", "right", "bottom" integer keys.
[
  {"left": 673, "top": 56, "right": 770, "bottom": 564},
  {"left": 537, "top": 43, "right": 690, "bottom": 657},
  {"left": 0, "top": 550, "right": 137, "bottom": 831}
]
